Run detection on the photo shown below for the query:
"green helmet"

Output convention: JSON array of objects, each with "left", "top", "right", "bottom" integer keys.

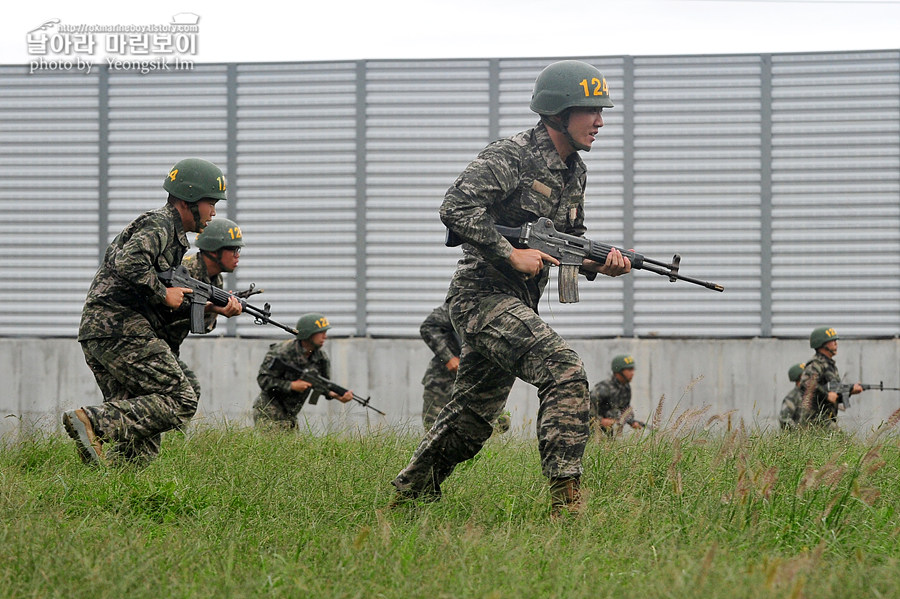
[
  {"left": 530, "top": 60, "right": 614, "bottom": 116},
  {"left": 196, "top": 218, "right": 244, "bottom": 252},
  {"left": 788, "top": 363, "right": 806, "bottom": 382},
  {"left": 611, "top": 354, "right": 635, "bottom": 373},
  {"left": 809, "top": 326, "right": 839, "bottom": 349},
  {"left": 296, "top": 313, "right": 331, "bottom": 340},
  {"left": 164, "top": 158, "right": 227, "bottom": 203}
]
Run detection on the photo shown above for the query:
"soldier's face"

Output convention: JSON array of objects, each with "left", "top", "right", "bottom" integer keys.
[
  {"left": 196, "top": 199, "right": 218, "bottom": 230},
  {"left": 618, "top": 367, "right": 635, "bottom": 383},
  {"left": 566, "top": 107, "right": 604, "bottom": 149},
  {"left": 309, "top": 331, "right": 327, "bottom": 348},
  {"left": 218, "top": 247, "right": 240, "bottom": 273},
  {"left": 824, "top": 340, "right": 838, "bottom": 354}
]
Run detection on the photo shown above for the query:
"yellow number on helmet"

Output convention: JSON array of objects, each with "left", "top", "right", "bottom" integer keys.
[{"left": 168, "top": 169, "right": 178, "bottom": 182}]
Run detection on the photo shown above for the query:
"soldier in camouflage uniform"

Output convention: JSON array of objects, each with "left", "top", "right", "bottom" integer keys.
[
  {"left": 590, "top": 354, "right": 644, "bottom": 437},
  {"left": 419, "top": 303, "right": 511, "bottom": 433},
  {"left": 798, "top": 326, "right": 862, "bottom": 428},
  {"left": 419, "top": 303, "right": 462, "bottom": 430},
  {"left": 63, "top": 158, "right": 242, "bottom": 466},
  {"left": 778, "top": 362, "right": 805, "bottom": 429},
  {"left": 391, "top": 60, "right": 631, "bottom": 516},
  {"left": 162, "top": 218, "right": 245, "bottom": 400},
  {"left": 252, "top": 313, "right": 352, "bottom": 430}
]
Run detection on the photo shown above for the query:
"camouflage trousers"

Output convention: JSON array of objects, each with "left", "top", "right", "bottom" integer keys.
[
  {"left": 422, "top": 376, "right": 454, "bottom": 430},
  {"left": 80, "top": 337, "right": 199, "bottom": 465},
  {"left": 252, "top": 394, "right": 299, "bottom": 431},
  {"left": 393, "top": 293, "right": 590, "bottom": 496}
]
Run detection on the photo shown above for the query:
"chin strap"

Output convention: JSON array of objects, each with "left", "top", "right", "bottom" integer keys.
[{"left": 540, "top": 111, "right": 591, "bottom": 152}]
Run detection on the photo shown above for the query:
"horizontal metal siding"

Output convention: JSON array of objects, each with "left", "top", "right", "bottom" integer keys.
[
  {"left": 0, "top": 68, "right": 99, "bottom": 336},
  {"left": 234, "top": 62, "right": 359, "bottom": 337},
  {"left": 106, "top": 66, "right": 229, "bottom": 239},
  {"left": 365, "top": 61, "right": 491, "bottom": 337},
  {"left": 770, "top": 51, "right": 900, "bottom": 337},
  {"left": 498, "top": 58, "right": 629, "bottom": 338},
  {"left": 632, "top": 55, "right": 763, "bottom": 336}
]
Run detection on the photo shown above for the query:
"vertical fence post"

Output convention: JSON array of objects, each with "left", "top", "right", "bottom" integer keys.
[
  {"left": 622, "top": 55, "right": 635, "bottom": 337},
  {"left": 355, "top": 60, "right": 368, "bottom": 337},
  {"left": 97, "top": 64, "right": 109, "bottom": 262},
  {"left": 760, "top": 54, "right": 773, "bottom": 337}
]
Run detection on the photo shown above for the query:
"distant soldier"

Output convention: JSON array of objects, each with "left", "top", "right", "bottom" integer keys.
[
  {"left": 252, "top": 313, "right": 352, "bottom": 430},
  {"left": 778, "top": 362, "right": 805, "bottom": 430},
  {"left": 419, "top": 303, "right": 510, "bottom": 433},
  {"left": 798, "top": 327, "right": 862, "bottom": 428},
  {"left": 590, "top": 354, "right": 644, "bottom": 437},
  {"left": 63, "top": 158, "right": 242, "bottom": 466},
  {"left": 162, "top": 218, "right": 245, "bottom": 399}
]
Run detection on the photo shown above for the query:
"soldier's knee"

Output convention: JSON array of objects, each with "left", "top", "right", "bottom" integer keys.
[{"left": 537, "top": 348, "right": 588, "bottom": 397}]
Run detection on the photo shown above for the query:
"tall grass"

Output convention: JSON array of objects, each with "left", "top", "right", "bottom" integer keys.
[{"left": 1, "top": 419, "right": 899, "bottom": 598}]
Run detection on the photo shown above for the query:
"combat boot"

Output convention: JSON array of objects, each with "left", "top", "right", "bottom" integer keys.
[
  {"left": 62, "top": 408, "right": 104, "bottom": 465},
  {"left": 549, "top": 477, "right": 583, "bottom": 518}
]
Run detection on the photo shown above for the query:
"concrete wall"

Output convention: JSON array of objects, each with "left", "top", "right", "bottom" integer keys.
[{"left": 2, "top": 337, "right": 898, "bottom": 441}]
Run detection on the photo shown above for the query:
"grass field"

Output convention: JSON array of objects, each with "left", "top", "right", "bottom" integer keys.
[{"left": 2, "top": 413, "right": 899, "bottom": 599}]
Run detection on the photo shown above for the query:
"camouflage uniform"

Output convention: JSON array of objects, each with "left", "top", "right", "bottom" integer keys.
[
  {"left": 77, "top": 203, "right": 195, "bottom": 465},
  {"left": 393, "top": 122, "right": 594, "bottom": 497},
  {"left": 778, "top": 386, "right": 803, "bottom": 429},
  {"left": 590, "top": 375, "right": 632, "bottom": 436},
  {"left": 798, "top": 353, "right": 841, "bottom": 427},
  {"left": 252, "top": 338, "right": 332, "bottom": 430},
  {"left": 419, "top": 303, "right": 462, "bottom": 430},
  {"left": 159, "top": 253, "right": 222, "bottom": 398}
]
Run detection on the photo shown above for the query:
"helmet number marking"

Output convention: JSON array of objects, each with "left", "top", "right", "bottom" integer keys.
[
  {"left": 579, "top": 77, "right": 608, "bottom": 97},
  {"left": 315, "top": 317, "right": 329, "bottom": 329},
  {"left": 217, "top": 175, "right": 227, "bottom": 191},
  {"left": 227, "top": 226, "right": 242, "bottom": 240},
  {"left": 168, "top": 168, "right": 178, "bottom": 182}
]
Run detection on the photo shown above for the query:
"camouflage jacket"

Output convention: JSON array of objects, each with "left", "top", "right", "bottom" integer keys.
[
  {"left": 256, "top": 338, "right": 331, "bottom": 418},
  {"left": 590, "top": 375, "right": 632, "bottom": 421},
  {"left": 798, "top": 352, "right": 841, "bottom": 425},
  {"left": 778, "top": 385, "right": 803, "bottom": 429},
  {"left": 440, "top": 122, "right": 592, "bottom": 327},
  {"left": 419, "top": 303, "right": 461, "bottom": 387},
  {"left": 78, "top": 203, "right": 190, "bottom": 341},
  {"left": 160, "top": 253, "right": 222, "bottom": 355}
]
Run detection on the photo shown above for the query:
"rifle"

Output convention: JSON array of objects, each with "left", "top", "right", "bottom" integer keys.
[
  {"left": 158, "top": 265, "right": 299, "bottom": 336},
  {"left": 268, "top": 357, "right": 385, "bottom": 416},
  {"left": 233, "top": 283, "right": 263, "bottom": 300},
  {"left": 827, "top": 381, "right": 900, "bottom": 409},
  {"left": 448, "top": 217, "right": 724, "bottom": 302}
]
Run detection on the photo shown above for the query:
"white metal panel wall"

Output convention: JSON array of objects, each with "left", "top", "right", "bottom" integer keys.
[
  {"left": 234, "top": 62, "right": 359, "bottom": 337},
  {"left": 497, "top": 57, "right": 629, "bottom": 338},
  {"left": 0, "top": 68, "right": 99, "bottom": 336},
  {"left": 365, "top": 60, "right": 491, "bottom": 337},
  {"left": 770, "top": 51, "right": 900, "bottom": 337},
  {"left": 106, "top": 66, "right": 229, "bottom": 239},
  {"left": 632, "top": 55, "right": 763, "bottom": 336}
]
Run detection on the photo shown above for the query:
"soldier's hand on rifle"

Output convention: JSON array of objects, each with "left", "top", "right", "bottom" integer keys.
[
  {"left": 329, "top": 389, "right": 354, "bottom": 404},
  {"left": 209, "top": 295, "right": 242, "bottom": 318},
  {"left": 850, "top": 383, "right": 864, "bottom": 395},
  {"left": 508, "top": 247, "right": 559, "bottom": 277},
  {"left": 599, "top": 417, "right": 616, "bottom": 428},
  {"left": 583, "top": 247, "right": 631, "bottom": 277},
  {"left": 630, "top": 420, "right": 645, "bottom": 430},
  {"left": 164, "top": 286, "right": 193, "bottom": 309},
  {"left": 446, "top": 356, "right": 460, "bottom": 373},
  {"left": 826, "top": 391, "right": 839, "bottom": 404},
  {"left": 290, "top": 379, "right": 313, "bottom": 393}
]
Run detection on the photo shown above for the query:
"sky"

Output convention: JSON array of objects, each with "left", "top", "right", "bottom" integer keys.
[{"left": 4, "top": 0, "right": 900, "bottom": 66}]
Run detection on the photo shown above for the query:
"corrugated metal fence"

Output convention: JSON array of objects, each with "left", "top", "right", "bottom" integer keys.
[{"left": 1, "top": 50, "right": 898, "bottom": 339}]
